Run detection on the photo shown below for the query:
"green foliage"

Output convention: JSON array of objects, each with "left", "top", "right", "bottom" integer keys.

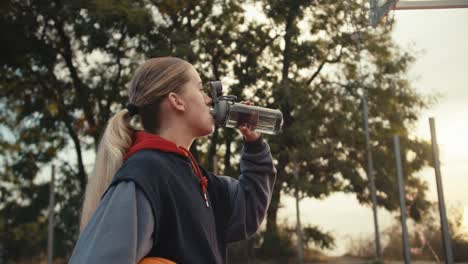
[
  {"left": 0, "top": 0, "right": 435, "bottom": 260},
  {"left": 254, "top": 224, "right": 334, "bottom": 260},
  {"left": 211, "top": 5, "right": 435, "bottom": 258},
  {"left": 302, "top": 225, "right": 335, "bottom": 249},
  {"left": 0, "top": 185, "right": 48, "bottom": 259},
  {"left": 257, "top": 228, "right": 295, "bottom": 259},
  {"left": 0, "top": 0, "right": 151, "bottom": 260}
]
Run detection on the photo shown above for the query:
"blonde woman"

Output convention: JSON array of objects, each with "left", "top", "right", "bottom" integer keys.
[{"left": 69, "top": 57, "right": 277, "bottom": 264}]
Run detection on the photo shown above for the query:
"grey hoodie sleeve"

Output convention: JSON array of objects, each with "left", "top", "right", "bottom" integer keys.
[
  {"left": 222, "top": 137, "right": 277, "bottom": 242},
  {"left": 69, "top": 182, "right": 154, "bottom": 264}
]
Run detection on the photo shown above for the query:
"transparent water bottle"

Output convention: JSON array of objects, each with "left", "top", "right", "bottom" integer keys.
[
  {"left": 209, "top": 81, "right": 283, "bottom": 135},
  {"left": 224, "top": 103, "right": 283, "bottom": 135}
]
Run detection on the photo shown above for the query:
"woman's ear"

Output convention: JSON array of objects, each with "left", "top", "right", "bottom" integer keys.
[{"left": 167, "top": 92, "right": 186, "bottom": 112}]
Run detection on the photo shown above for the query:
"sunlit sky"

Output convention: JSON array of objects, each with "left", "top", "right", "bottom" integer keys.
[{"left": 278, "top": 7, "right": 468, "bottom": 255}]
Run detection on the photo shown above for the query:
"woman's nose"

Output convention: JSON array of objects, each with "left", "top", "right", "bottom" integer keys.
[{"left": 205, "top": 94, "right": 212, "bottom": 105}]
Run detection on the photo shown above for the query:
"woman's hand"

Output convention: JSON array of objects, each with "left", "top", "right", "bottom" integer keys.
[{"left": 238, "top": 101, "right": 261, "bottom": 142}]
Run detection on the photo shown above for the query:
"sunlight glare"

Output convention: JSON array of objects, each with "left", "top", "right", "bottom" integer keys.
[{"left": 463, "top": 207, "right": 468, "bottom": 232}]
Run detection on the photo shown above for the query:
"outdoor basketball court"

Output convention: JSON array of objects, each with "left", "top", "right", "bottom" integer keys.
[{"left": 363, "top": 1, "right": 468, "bottom": 263}]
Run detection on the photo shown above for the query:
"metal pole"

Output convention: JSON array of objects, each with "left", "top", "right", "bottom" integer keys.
[
  {"left": 294, "top": 162, "right": 304, "bottom": 264},
  {"left": 393, "top": 136, "right": 411, "bottom": 264},
  {"left": 47, "top": 165, "right": 55, "bottom": 264},
  {"left": 213, "top": 154, "right": 218, "bottom": 175},
  {"left": 362, "top": 94, "right": 382, "bottom": 260},
  {"left": 429, "top": 117, "right": 454, "bottom": 263}
]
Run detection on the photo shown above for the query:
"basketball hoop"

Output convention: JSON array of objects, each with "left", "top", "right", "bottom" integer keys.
[
  {"left": 369, "top": 0, "right": 468, "bottom": 27},
  {"left": 369, "top": 0, "right": 399, "bottom": 27}
]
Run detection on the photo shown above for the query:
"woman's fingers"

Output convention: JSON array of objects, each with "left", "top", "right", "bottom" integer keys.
[
  {"left": 239, "top": 124, "right": 261, "bottom": 142},
  {"left": 237, "top": 100, "right": 260, "bottom": 141},
  {"left": 240, "top": 101, "right": 253, "bottom": 106}
]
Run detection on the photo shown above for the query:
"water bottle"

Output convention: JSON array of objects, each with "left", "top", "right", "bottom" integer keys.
[{"left": 209, "top": 81, "right": 283, "bottom": 135}]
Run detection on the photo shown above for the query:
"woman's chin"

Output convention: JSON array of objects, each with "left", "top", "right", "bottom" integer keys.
[
  {"left": 206, "top": 119, "right": 215, "bottom": 134},
  {"left": 196, "top": 124, "right": 215, "bottom": 137},
  {"left": 205, "top": 125, "right": 215, "bottom": 136}
]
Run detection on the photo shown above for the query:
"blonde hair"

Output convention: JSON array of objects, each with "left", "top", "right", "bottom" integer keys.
[{"left": 80, "top": 57, "right": 192, "bottom": 231}]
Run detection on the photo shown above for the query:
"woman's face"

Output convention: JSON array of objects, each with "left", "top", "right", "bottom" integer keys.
[{"left": 180, "top": 66, "right": 214, "bottom": 137}]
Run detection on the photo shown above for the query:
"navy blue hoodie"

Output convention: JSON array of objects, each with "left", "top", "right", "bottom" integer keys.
[{"left": 70, "top": 133, "right": 276, "bottom": 264}]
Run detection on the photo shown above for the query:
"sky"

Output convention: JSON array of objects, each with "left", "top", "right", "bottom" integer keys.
[{"left": 277, "top": 7, "right": 468, "bottom": 256}]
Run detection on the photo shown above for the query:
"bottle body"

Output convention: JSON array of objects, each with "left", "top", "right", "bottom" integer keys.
[{"left": 224, "top": 103, "right": 283, "bottom": 135}]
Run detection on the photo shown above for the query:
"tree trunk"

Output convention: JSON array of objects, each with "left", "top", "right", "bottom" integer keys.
[
  {"left": 207, "top": 53, "right": 222, "bottom": 172},
  {"left": 224, "top": 130, "right": 233, "bottom": 176},
  {"left": 54, "top": 88, "right": 88, "bottom": 191},
  {"left": 265, "top": 154, "right": 288, "bottom": 235},
  {"left": 266, "top": 179, "right": 281, "bottom": 235},
  {"left": 55, "top": 20, "right": 98, "bottom": 146},
  {"left": 190, "top": 139, "right": 200, "bottom": 162},
  {"left": 63, "top": 116, "right": 87, "bottom": 192},
  {"left": 207, "top": 128, "right": 219, "bottom": 172},
  {"left": 264, "top": 2, "right": 297, "bottom": 241}
]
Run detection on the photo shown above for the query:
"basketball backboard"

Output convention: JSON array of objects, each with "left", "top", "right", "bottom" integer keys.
[
  {"left": 369, "top": 0, "right": 468, "bottom": 27},
  {"left": 369, "top": 0, "right": 398, "bottom": 27}
]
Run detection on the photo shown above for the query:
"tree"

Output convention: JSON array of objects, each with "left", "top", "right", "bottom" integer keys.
[
  {"left": 0, "top": 0, "right": 248, "bottom": 259},
  {"left": 354, "top": 203, "right": 468, "bottom": 262},
  {"left": 230, "top": 0, "right": 433, "bottom": 251},
  {"left": 0, "top": 0, "right": 434, "bottom": 260},
  {"left": 0, "top": 0, "right": 155, "bottom": 259}
]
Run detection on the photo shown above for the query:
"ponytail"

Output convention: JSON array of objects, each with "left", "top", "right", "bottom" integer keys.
[
  {"left": 80, "top": 109, "right": 133, "bottom": 231},
  {"left": 79, "top": 57, "right": 192, "bottom": 231}
]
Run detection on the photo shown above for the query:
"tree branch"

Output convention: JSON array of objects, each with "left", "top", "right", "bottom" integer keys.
[
  {"left": 39, "top": 78, "right": 87, "bottom": 191},
  {"left": 306, "top": 47, "right": 343, "bottom": 85},
  {"left": 55, "top": 19, "right": 97, "bottom": 142}
]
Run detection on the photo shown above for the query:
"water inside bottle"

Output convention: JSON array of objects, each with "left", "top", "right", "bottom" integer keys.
[{"left": 225, "top": 103, "right": 283, "bottom": 135}]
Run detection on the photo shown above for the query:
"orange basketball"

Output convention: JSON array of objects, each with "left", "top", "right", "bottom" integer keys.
[{"left": 139, "top": 257, "right": 176, "bottom": 264}]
